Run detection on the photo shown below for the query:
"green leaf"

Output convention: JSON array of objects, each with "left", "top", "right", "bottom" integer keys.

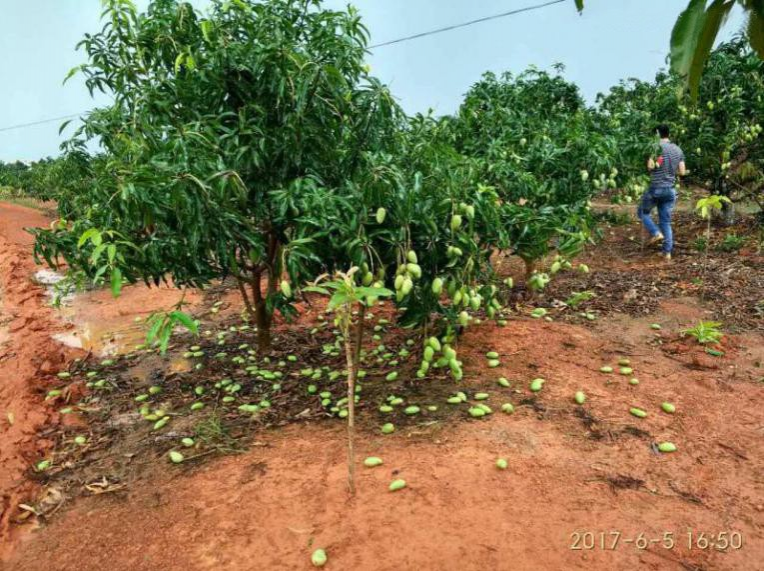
[
  {"left": 58, "top": 119, "right": 73, "bottom": 136},
  {"left": 575, "top": 0, "right": 584, "bottom": 13},
  {"left": 170, "top": 310, "right": 199, "bottom": 334},
  {"left": 94, "top": 264, "right": 108, "bottom": 281},
  {"left": 110, "top": 267, "right": 123, "bottom": 298},
  {"left": 146, "top": 316, "right": 164, "bottom": 344},
  {"left": 355, "top": 286, "right": 394, "bottom": 298},
  {"left": 670, "top": 0, "right": 709, "bottom": 81},
  {"left": 688, "top": 0, "right": 735, "bottom": 98},
  {"left": 159, "top": 326, "right": 171, "bottom": 354},
  {"left": 231, "top": 0, "right": 251, "bottom": 12},
  {"left": 327, "top": 291, "right": 350, "bottom": 310},
  {"left": 77, "top": 228, "right": 99, "bottom": 248},
  {"left": 185, "top": 53, "right": 197, "bottom": 71},
  {"left": 90, "top": 243, "right": 107, "bottom": 264},
  {"left": 200, "top": 20, "right": 213, "bottom": 42},
  {"left": 63, "top": 65, "right": 81, "bottom": 85},
  {"left": 303, "top": 286, "right": 331, "bottom": 295},
  {"left": 748, "top": 7, "right": 764, "bottom": 59}
]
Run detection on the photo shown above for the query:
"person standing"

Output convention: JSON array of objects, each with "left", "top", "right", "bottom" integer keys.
[{"left": 639, "top": 124, "right": 686, "bottom": 260}]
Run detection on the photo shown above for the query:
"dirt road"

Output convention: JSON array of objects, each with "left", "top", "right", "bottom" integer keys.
[
  {"left": 0, "top": 202, "right": 194, "bottom": 561},
  {"left": 0, "top": 203, "right": 70, "bottom": 554}
]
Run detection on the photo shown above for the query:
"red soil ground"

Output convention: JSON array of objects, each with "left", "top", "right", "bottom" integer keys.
[
  {"left": 0, "top": 204, "right": 196, "bottom": 558},
  {"left": 1, "top": 202, "right": 762, "bottom": 570},
  {"left": 0, "top": 203, "right": 71, "bottom": 550}
]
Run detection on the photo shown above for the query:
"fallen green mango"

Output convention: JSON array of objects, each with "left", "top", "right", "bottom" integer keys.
[
  {"left": 311, "top": 548, "right": 328, "bottom": 568},
  {"left": 389, "top": 479, "right": 407, "bottom": 492}
]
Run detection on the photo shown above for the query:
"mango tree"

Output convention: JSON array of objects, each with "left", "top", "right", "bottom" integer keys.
[
  {"left": 32, "top": 0, "right": 400, "bottom": 351},
  {"left": 453, "top": 69, "right": 603, "bottom": 284},
  {"left": 595, "top": 40, "right": 764, "bottom": 221},
  {"left": 321, "top": 112, "right": 509, "bottom": 380},
  {"left": 688, "top": 40, "right": 764, "bottom": 222}
]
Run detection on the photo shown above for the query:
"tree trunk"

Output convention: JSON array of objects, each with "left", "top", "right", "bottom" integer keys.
[
  {"left": 353, "top": 305, "right": 366, "bottom": 377},
  {"left": 255, "top": 302, "right": 272, "bottom": 352},
  {"left": 522, "top": 258, "right": 535, "bottom": 280},
  {"left": 720, "top": 200, "right": 735, "bottom": 226},
  {"left": 236, "top": 276, "right": 254, "bottom": 320},
  {"left": 715, "top": 177, "right": 735, "bottom": 226},
  {"left": 341, "top": 305, "right": 367, "bottom": 496},
  {"left": 249, "top": 271, "right": 272, "bottom": 352},
  {"left": 522, "top": 257, "right": 537, "bottom": 300},
  {"left": 701, "top": 217, "right": 711, "bottom": 301}
]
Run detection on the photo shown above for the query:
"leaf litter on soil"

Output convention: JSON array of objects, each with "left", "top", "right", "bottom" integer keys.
[{"left": 26, "top": 301, "right": 516, "bottom": 509}]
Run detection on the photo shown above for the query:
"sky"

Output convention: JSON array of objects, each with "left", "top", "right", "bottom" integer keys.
[{"left": 0, "top": 0, "right": 746, "bottom": 161}]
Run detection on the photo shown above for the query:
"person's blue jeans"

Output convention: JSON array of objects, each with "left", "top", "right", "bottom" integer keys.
[{"left": 638, "top": 186, "right": 676, "bottom": 253}]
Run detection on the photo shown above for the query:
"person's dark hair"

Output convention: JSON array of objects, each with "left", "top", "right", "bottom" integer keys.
[{"left": 656, "top": 124, "right": 670, "bottom": 138}]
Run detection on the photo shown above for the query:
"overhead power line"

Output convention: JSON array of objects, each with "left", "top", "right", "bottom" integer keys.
[
  {"left": 0, "top": 0, "right": 568, "bottom": 134},
  {"left": 368, "top": 0, "right": 568, "bottom": 49},
  {"left": 0, "top": 112, "right": 84, "bottom": 134}
]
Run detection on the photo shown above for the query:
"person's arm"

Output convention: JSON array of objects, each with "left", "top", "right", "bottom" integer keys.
[
  {"left": 678, "top": 160, "right": 687, "bottom": 176},
  {"left": 647, "top": 157, "right": 656, "bottom": 171}
]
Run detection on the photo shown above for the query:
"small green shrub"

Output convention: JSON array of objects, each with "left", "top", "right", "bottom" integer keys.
[
  {"left": 716, "top": 233, "right": 745, "bottom": 252},
  {"left": 692, "top": 236, "right": 708, "bottom": 252},
  {"left": 681, "top": 321, "right": 724, "bottom": 345}
]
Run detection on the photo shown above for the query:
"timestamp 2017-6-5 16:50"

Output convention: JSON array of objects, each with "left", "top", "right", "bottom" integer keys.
[{"left": 570, "top": 530, "right": 744, "bottom": 551}]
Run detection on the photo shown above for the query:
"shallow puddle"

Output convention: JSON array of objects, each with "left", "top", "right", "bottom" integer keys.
[
  {"left": 37, "top": 269, "right": 203, "bottom": 358},
  {"left": 50, "top": 315, "right": 148, "bottom": 357},
  {"left": 36, "top": 269, "right": 159, "bottom": 357}
]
